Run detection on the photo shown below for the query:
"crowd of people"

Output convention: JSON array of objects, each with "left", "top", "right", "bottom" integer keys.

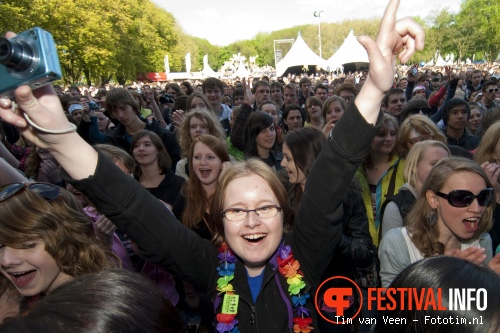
[{"left": 0, "top": 1, "right": 500, "bottom": 332}]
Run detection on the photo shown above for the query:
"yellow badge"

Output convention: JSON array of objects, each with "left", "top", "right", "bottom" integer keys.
[{"left": 222, "top": 294, "right": 239, "bottom": 314}]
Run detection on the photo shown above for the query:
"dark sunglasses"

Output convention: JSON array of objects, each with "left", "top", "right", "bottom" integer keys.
[
  {"left": 0, "top": 182, "right": 62, "bottom": 203},
  {"left": 409, "top": 107, "right": 431, "bottom": 115},
  {"left": 435, "top": 188, "right": 494, "bottom": 208},
  {"left": 487, "top": 88, "right": 499, "bottom": 93}
]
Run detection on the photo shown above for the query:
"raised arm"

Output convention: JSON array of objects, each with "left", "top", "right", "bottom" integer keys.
[{"left": 144, "top": 87, "right": 167, "bottom": 129}]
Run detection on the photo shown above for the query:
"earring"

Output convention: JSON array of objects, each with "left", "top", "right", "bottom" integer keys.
[{"left": 427, "top": 210, "right": 437, "bottom": 226}]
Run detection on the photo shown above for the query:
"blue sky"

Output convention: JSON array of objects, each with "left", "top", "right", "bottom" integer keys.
[{"left": 154, "top": 0, "right": 462, "bottom": 46}]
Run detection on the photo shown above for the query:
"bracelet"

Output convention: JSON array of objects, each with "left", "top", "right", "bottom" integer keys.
[
  {"left": 12, "top": 102, "right": 77, "bottom": 134},
  {"left": 24, "top": 114, "right": 77, "bottom": 134}
]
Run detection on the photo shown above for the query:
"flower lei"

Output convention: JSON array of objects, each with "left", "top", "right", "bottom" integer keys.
[{"left": 215, "top": 242, "right": 314, "bottom": 333}]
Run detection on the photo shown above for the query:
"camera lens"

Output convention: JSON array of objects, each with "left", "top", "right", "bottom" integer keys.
[{"left": 0, "top": 37, "right": 33, "bottom": 71}]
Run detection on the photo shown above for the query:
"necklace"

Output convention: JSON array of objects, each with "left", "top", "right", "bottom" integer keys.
[
  {"left": 370, "top": 156, "right": 391, "bottom": 171},
  {"left": 215, "top": 242, "right": 314, "bottom": 333}
]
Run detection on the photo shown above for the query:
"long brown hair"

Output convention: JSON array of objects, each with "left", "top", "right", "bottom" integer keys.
[
  {"left": 130, "top": 130, "right": 172, "bottom": 178},
  {"left": 406, "top": 157, "right": 494, "bottom": 257},
  {"left": 182, "top": 135, "right": 230, "bottom": 233},
  {"left": 283, "top": 127, "right": 325, "bottom": 212}
]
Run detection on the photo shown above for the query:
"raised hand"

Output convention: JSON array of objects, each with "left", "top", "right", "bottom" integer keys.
[
  {"left": 242, "top": 78, "right": 255, "bottom": 105},
  {"left": 0, "top": 84, "right": 72, "bottom": 150},
  {"left": 322, "top": 119, "right": 336, "bottom": 138},
  {"left": 446, "top": 246, "right": 487, "bottom": 266},
  {"left": 481, "top": 162, "right": 500, "bottom": 200},
  {"left": 487, "top": 252, "right": 500, "bottom": 274},
  {"left": 359, "top": 0, "right": 425, "bottom": 94},
  {"left": 0, "top": 33, "right": 97, "bottom": 180},
  {"left": 355, "top": 0, "right": 425, "bottom": 124},
  {"left": 95, "top": 215, "right": 118, "bottom": 247},
  {"left": 172, "top": 110, "right": 185, "bottom": 128}
]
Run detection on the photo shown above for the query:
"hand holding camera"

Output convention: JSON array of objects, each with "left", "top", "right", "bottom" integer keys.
[
  {"left": 0, "top": 28, "right": 62, "bottom": 98},
  {"left": 0, "top": 30, "right": 76, "bottom": 149}
]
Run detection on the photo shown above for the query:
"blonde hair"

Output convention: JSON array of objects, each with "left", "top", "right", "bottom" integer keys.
[
  {"left": 474, "top": 121, "right": 500, "bottom": 164},
  {"left": 404, "top": 140, "right": 450, "bottom": 189},
  {"left": 398, "top": 115, "right": 447, "bottom": 158},
  {"left": 177, "top": 109, "right": 226, "bottom": 158}
]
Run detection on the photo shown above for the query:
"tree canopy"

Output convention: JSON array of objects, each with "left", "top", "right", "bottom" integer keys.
[{"left": 1, "top": 0, "right": 496, "bottom": 85}]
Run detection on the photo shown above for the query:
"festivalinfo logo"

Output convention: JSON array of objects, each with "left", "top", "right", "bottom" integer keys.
[{"left": 314, "top": 276, "right": 487, "bottom": 326}]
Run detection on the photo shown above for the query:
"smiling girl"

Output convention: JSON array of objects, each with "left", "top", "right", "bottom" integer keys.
[
  {"left": 173, "top": 134, "right": 231, "bottom": 241},
  {"left": 244, "top": 111, "right": 282, "bottom": 171},
  {"left": 0, "top": 183, "right": 117, "bottom": 320},
  {"left": 356, "top": 114, "right": 405, "bottom": 246},
  {"left": 131, "top": 130, "right": 184, "bottom": 208}
]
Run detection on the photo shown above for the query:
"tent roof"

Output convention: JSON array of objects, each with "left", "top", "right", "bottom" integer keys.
[
  {"left": 327, "top": 30, "right": 369, "bottom": 70},
  {"left": 233, "top": 62, "right": 250, "bottom": 78},
  {"left": 202, "top": 55, "right": 219, "bottom": 78},
  {"left": 276, "top": 32, "right": 328, "bottom": 77}
]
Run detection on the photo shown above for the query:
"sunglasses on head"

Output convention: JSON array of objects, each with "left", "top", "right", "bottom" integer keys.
[
  {"left": 408, "top": 133, "right": 434, "bottom": 145},
  {"left": 435, "top": 188, "right": 494, "bottom": 208},
  {"left": 487, "top": 88, "right": 499, "bottom": 93},
  {"left": 409, "top": 107, "right": 431, "bottom": 115},
  {"left": 0, "top": 183, "right": 62, "bottom": 203}
]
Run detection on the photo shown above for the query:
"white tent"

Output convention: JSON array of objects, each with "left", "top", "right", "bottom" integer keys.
[
  {"left": 435, "top": 54, "right": 447, "bottom": 67},
  {"left": 275, "top": 32, "right": 328, "bottom": 77},
  {"left": 233, "top": 61, "right": 250, "bottom": 78},
  {"left": 327, "top": 30, "right": 369, "bottom": 71},
  {"left": 202, "top": 55, "right": 219, "bottom": 78}
]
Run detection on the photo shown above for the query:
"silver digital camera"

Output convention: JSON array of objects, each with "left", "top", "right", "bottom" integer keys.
[{"left": 0, "top": 27, "right": 62, "bottom": 98}]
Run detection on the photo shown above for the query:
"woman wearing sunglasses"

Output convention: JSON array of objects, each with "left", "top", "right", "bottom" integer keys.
[
  {"left": 0, "top": 183, "right": 118, "bottom": 321},
  {"left": 0, "top": 3, "right": 425, "bottom": 330},
  {"left": 379, "top": 157, "right": 500, "bottom": 287}
]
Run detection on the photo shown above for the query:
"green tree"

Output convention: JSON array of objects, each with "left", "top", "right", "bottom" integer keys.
[{"left": 456, "top": 0, "right": 500, "bottom": 61}]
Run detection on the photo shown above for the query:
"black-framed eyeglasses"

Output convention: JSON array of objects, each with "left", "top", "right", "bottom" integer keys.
[
  {"left": 409, "top": 107, "right": 431, "bottom": 115},
  {"left": 435, "top": 188, "right": 494, "bottom": 208},
  {"left": 0, "top": 182, "right": 62, "bottom": 203},
  {"left": 221, "top": 205, "right": 282, "bottom": 221},
  {"left": 487, "top": 88, "right": 499, "bottom": 93}
]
